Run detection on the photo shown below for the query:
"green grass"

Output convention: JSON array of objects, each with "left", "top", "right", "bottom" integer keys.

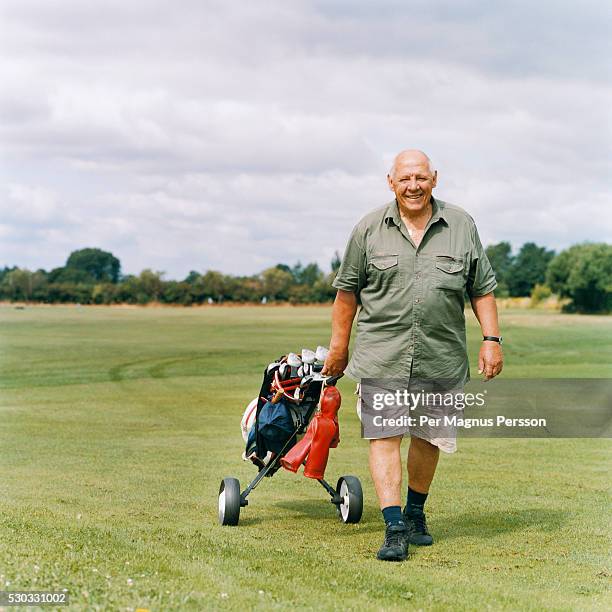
[{"left": 0, "top": 305, "right": 610, "bottom": 611}]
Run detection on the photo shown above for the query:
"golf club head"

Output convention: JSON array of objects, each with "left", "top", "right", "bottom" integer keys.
[
  {"left": 267, "top": 361, "right": 280, "bottom": 373},
  {"left": 286, "top": 352, "right": 302, "bottom": 367},
  {"left": 300, "top": 374, "right": 314, "bottom": 388},
  {"left": 279, "top": 363, "right": 289, "bottom": 379},
  {"left": 315, "top": 346, "right": 329, "bottom": 365},
  {"left": 301, "top": 348, "right": 316, "bottom": 364}
]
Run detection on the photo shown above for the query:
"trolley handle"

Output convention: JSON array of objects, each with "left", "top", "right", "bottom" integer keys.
[{"left": 324, "top": 373, "right": 344, "bottom": 386}]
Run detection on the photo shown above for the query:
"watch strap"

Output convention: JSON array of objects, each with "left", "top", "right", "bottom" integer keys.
[{"left": 483, "top": 335, "right": 502, "bottom": 344}]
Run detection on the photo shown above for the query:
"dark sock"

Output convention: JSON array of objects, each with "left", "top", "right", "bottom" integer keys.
[
  {"left": 381, "top": 505, "right": 404, "bottom": 527},
  {"left": 406, "top": 487, "right": 428, "bottom": 515}
]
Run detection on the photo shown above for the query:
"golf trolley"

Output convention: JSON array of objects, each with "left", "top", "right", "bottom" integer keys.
[{"left": 218, "top": 348, "right": 363, "bottom": 526}]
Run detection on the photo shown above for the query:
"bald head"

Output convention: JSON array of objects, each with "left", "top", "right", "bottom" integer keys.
[
  {"left": 387, "top": 149, "right": 437, "bottom": 214},
  {"left": 389, "top": 150, "right": 435, "bottom": 179}
]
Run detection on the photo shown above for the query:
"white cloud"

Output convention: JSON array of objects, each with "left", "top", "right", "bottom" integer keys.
[{"left": 0, "top": 0, "right": 610, "bottom": 277}]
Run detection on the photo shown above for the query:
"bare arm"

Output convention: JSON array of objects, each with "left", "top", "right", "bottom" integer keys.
[
  {"left": 470, "top": 292, "right": 503, "bottom": 380},
  {"left": 321, "top": 289, "right": 358, "bottom": 376}
]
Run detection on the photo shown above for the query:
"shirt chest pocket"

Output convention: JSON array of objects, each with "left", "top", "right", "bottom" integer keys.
[
  {"left": 368, "top": 254, "right": 400, "bottom": 289},
  {"left": 434, "top": 255, "right": 465, "bottom": 291}
]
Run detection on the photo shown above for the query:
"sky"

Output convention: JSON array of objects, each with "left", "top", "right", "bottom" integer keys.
[{"left": 0, "top": 0, "right": 610, "bottom": 279}]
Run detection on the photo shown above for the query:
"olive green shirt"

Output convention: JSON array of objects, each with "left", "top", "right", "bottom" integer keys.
[{"left": 332, "top": 197, "right": 497, "bottom": 384}]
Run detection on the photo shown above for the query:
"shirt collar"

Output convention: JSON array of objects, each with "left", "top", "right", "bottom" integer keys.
[{"left": 384, "top": 196, "right": 447, "bottom": 227}]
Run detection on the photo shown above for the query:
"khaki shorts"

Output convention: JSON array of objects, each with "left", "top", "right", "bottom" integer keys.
[{"left": 355, "top": 383, "right": 458, "bottom": 454}]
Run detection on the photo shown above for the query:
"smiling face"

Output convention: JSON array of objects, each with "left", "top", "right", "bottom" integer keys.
[{"left": 387, "top": 151, "right": 437, "bottom": 215}]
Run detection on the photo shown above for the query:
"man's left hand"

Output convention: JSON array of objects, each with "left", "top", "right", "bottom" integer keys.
[{"left": 478, "top": 342, "right": 503, "bottom": 380}]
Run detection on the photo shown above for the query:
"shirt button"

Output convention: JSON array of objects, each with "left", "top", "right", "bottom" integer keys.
[
  {"left": 415, "top": 321, "right": 420, "bottom": 326},
  {"left": 415, "top": 298, "right": 420, "bottom": 303},
  {"left": 415, "top": 273, "right": 421, "bottom": 280}
]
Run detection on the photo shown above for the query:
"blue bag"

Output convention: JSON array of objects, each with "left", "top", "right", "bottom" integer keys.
[{"left": 246, "top": 400, "right": 295, "bottom": 456}]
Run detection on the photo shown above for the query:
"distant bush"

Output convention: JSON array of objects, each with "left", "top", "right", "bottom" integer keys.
[
  {"left": 547, "top": 243, "right": 612, "bottom": 313},
  {"left": 530, "top": 283, "right": 552, "bottom": 307}
]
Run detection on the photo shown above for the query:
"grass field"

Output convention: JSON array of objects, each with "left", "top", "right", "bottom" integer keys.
[{"left": 0, "top": 305, "right": 611, "bottom": 611}]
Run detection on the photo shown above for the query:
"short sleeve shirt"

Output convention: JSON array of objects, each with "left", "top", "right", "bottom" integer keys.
[{"left": 332, "top": 197, "right": 497, "bottom": 384}]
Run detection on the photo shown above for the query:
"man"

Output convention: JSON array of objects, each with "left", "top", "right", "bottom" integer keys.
[{"left": 322, "top": 150, "right": 503, "bottom": 562}]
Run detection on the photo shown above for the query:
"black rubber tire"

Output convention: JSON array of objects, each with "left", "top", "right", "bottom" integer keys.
[
  {"left": 336, "top": 475, "right": 363, "bottom": 524},
  {"left": 218, "top": 477, "right": 241, "bottom": 526}
]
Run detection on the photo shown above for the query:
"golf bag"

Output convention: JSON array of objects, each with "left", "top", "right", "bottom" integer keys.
[{"left": 242, "top": 348, "right": 338, "bottom": 475}]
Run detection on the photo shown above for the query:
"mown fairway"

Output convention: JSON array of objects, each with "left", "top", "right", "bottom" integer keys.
[{"left": 1, "top": 305, "right": 611, "bottom": 611}]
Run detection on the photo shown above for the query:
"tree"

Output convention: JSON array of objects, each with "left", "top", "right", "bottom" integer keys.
[
  {"left": 115, "top": 275, "right": 141, "bottom": 304},
  {"left": 0, "top": 266, "right": 17, "bottom": 284},
  {"left": 275, "top": 263, "right": 292, "bottom": 275},
  {"left": 48, "top": 266, "right": 95, "bottom": 284},
  {"left": 291, "top": 261, "right": 304, "bottom": 284},
  {"left": 231, "top": 276, "right": 263, "bottom": 302},
  {"left": 506, "top": 242, "right": 555, "bottom": 297},
  {"left": 198, "top": 271, "right": 226, "bottom": 301},
  {"left": 184, "top": 270, "right": 201, "bottom": 284},
  {"left": 485, "top": 242, "right": 513, "bottom": 296},
  {"left": 547, "top": 243, "right": 612, "bottom": 313},
  {"left": 331, "top": 251, "right": 342, "bottom": 273},
  {"left": 311, "top": 273, "right": 337, "bottom": 302},
  {"left": 298, "top": 263, "right": 323, "bottom": 286},
  {"left": 138, "top": 269, "right": 164, "bottom": 303},
  {"left": 46, "top": 282, "right": 93, "bottom": 304},
  {"left": 65, "top": 248, "right": 121, "bottom": 283},
  {"left": 92, "top": 283, "right": 119, "bottom": 305},
  {"left": 161, "top": 281, "right": 193, "bottom": 305},
  {"left": 261, "top": 267, "right": 293, "bottom": 300},
  {"left": 0, "top": 268, "right": 48, "bottom": 301},
  {"left": 288, "top": 284, "right": 313, "bottom": 304},
  {"left": 1, "top": 268, "right": 32, "bottom": 300}
]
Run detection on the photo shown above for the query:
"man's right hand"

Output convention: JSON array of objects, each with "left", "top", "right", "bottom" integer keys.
[
  {"left": 321, "top": 347, "right": 349, "bottom": 377},
  {"left": 322, "top": 290, "right": 357, "bottom": 377}
]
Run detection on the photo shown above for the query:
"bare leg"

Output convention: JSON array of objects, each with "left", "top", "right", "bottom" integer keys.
[
  {"left": 407, "top": 435, "right": 439, "bottom": 493},
  {"left": 369, "top": 436, "right": 403, "bottom": 508}
]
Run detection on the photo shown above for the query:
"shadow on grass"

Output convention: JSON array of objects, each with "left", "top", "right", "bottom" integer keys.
[
  {"left": 273, "top": 499, "right": 345, "bottom": 521},
  {"left": 233, "top": 516, "right": 265, "bottom": 526},
  {"left": 435, "top": 508, "right": 567, "bottom": 541},
  {"left": 272, "top": 502, "right": 568, "bottom": 542}
]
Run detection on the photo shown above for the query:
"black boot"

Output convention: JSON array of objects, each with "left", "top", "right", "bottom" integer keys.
[
  {"left": 403, "top": 509, "right": 433, "bottom": 546},
  {"left": 376, "top": 524, "right": 409, "bottom": 561}
]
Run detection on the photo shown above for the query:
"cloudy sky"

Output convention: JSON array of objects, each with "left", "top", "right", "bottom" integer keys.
[{"left": 1, "top": 0, "right": 610, "bottom": 279}]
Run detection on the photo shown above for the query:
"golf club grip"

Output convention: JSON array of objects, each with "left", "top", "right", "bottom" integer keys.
[{"left": 325, "top": 374, "right": 343, "bottom": 386}]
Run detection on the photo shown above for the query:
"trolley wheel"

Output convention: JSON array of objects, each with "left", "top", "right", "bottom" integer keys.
[
  {"left": 218, "top": 477, "right": 241, "bottom": 526},
  {"left": 336, "top": 475, "right": 363, "bottom": 524}
]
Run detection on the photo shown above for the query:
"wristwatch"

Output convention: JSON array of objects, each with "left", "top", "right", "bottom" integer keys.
[{"left": 483, "top": 335, "right": 503, "bottom": 345}]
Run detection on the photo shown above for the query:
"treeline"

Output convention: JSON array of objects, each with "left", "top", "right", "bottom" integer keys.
[
  {"left": 0, "top": 243, "right": 610, "bottom": 312},
  {"left": 0, "top": 248, "right": 340, "bottom": 306},
  {"left": 484, "top": 241, "right": 611, "bottom": 313}
]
